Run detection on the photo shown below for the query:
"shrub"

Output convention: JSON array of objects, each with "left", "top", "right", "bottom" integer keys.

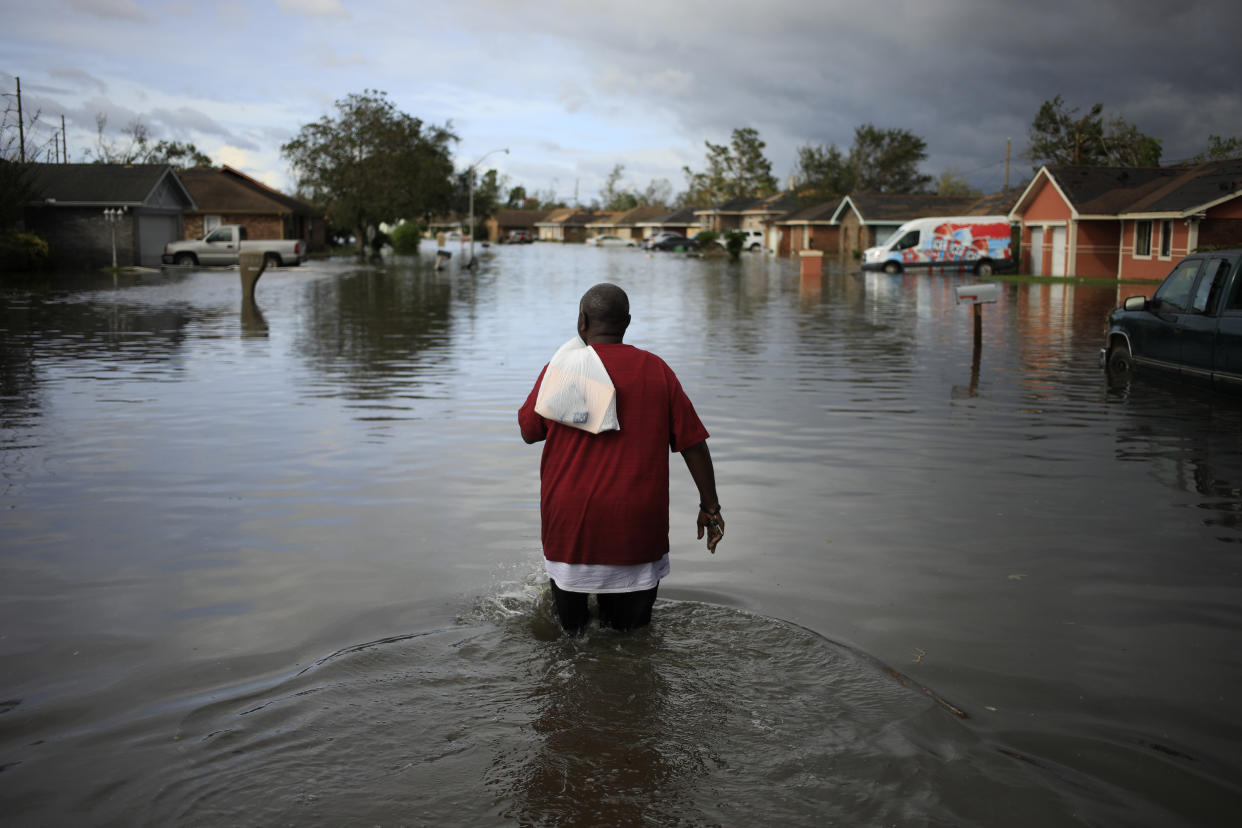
[
  {"left": 724, "top": 230, "right": 744, "bottom": 259},
  {"left": 0, "top": 231, "right": 52, "bottom": 271},
  {"left": 391, "top": 222, "right": 423, "bottom": 254},
  {"left": 696, "top": 230, "right": 719, "bottom": 248}
]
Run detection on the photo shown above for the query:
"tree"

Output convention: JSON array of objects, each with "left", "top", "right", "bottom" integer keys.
[
  {"left": 850, "top": 125, "right": 932, "bottom": 193},
  {"left": 600, "top": 163, "right": 639, "bottom": 211},
  {"left": 1026, "top": 95, "right": 1162, "bottom": 167},
  {"left": 506, "top": 185, "right": 527, "bottom": 208},
  {"left": 680, "top": 127, "right": 777, "bottom": 206},
  {"left": 1195, "top": 135, "right": 1242, "bottom": 162},
  {"left": 935, "top": 168, "right": 981, "bottom": 198},
  {"left": 282, "top": 90, "right": 457, "bottom": 256},
  {"left": 794, "top": 124, "right": 931, "bottom": 201},
  {"left": 89, "top": 115, "right": 213, "bottom": 169}
]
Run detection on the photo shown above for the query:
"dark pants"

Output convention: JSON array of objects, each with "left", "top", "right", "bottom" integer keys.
[{"left": 548, "top": 579, "right": 658, "bottom": 634}]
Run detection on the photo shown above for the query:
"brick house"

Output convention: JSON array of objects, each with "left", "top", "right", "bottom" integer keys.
[
  {"left": 739, "top": 191, "right": 798, "bottom": 251},
  {"left": 634, "top": 207, "right": 698, "bottom": 240},
  {"left": 772, "top": 198, "right": 843, "bottom": 258},
  {"left": 1009, "top": 161, "right": 1242, "bottom": 280},
  {"left": 584, "top": 205, "right": 668, "bottom": 242},
  {"left": 484, "top": 208, "right": 550, "bottom": 242},
  {"left": 534, "top": 209, "right": 602, "bottom": 243},
  {"left": 693, "top": 196, "right": 763, "bottom": 235},
  {"left": 23, "top": 163, "right": 195, "bottom": 268},
  {"left": 177, "top": 166, "right": 324, "bottom": 251},
  {"left": 832, "top": 193, "right": 984, "bottom": 262}
]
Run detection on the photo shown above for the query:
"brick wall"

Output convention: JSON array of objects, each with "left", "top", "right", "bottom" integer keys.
[{"left": 182, "top": 213, "right": 286, "bottom": 241}]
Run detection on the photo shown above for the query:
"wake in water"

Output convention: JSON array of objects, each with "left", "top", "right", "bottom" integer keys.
[{"left": 0, "top": 572, "right": 1142, "bottom": 827}]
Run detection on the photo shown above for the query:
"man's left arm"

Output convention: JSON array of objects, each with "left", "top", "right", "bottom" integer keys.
[
  {"left": 518, "top": 366, "right": 549, "bottom": 444},
  {"left": 682, "top": 441, "right": 723, "bottom": 553}
]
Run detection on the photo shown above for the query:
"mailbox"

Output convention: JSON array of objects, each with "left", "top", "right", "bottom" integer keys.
[{"left": 955, "top": 283, "right": 1000, "bottom": 305}]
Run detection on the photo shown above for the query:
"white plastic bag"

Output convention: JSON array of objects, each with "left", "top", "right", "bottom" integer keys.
[{"left": 534, "top": 337, "right": 620, "bottom": 434}]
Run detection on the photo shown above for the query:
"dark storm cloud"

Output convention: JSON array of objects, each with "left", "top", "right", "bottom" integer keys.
[{"left": 473, "top": 0, "right": 1242, "bottom": 190}]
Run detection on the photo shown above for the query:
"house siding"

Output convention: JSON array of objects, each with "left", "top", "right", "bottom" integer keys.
[
  {"left": 1073, "top": 220, "right": 1120, "bottom": 279},
  {"left": 26, "top": 207, "right": 136, "bottom": 267}
]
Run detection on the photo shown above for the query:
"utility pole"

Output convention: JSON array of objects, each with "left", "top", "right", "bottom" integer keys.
[
  {"left": 62, "top": 114, "right": 68, "bottom": 162},
  {"left": 1004, "top": 138, "right": 1010, "bottom": 190},
  {"left": 16, "top": 77, "right": 25, "bottom": 163}
]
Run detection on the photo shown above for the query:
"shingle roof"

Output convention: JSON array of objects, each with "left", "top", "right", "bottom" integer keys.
[
  {"left": 743, "top": 191, "right": 800, "bottom": 216},
  {"left": 491, "top": 207, "right": 550, "bottom": 226},
  {"left": 645, "top": 207, "right": 698, "bottom": 225},
  {"left": 1041, "top": 160, "right": 1242, "bottom": 216},
  {"left": 778, "top": 198, "right": 843, "bottom": 223},
  {"left": 178, "top": 166, "right": 315, "bottom": 215},
  {"left": 847, "top": 193, "right": 982, "bottom": 222},
  {"left": 27, "top": 163, "right": 190, "bottom": 206}
]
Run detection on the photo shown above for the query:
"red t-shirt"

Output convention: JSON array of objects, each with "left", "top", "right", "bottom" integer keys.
[{"left": 518, "top": 343, "right": 709, "bottom": 566}]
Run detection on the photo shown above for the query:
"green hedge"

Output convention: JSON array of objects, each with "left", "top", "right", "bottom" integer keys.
[{"left": 0, "top": 231, "right": 51, "bottom": 271}]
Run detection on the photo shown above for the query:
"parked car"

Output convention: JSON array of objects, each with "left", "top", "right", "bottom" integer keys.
[
  {"left": 163, "top": 225, "right": 305, "bottom": 267},
  {"left": 722, "top": 229, "right": 766, "bottom": 251},
  {"left": 505, "top": 230, "right": 533, "bottom": 244},
  {"left": 650, "top": 234, "right": 700, "bottom": 252},
  {"left": 642, "top": 231, "right": 679, "bottom": 249},
  {"left": 1102, "top": 248, "right": 1242, "bottom": 393},
  {"left": 861, "top": 216, "right": 1014, "bottom": 276},
  {"left": 586, "top": 234, "right": 637, "bottom": 248}
]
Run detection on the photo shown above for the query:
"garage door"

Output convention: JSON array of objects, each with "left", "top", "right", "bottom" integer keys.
[
  {"left": 136, "top": 213, "right": 180, "bottom": 267},
  {"left": 1050, "top": 226, "right": 1067, "bottom": 276}
]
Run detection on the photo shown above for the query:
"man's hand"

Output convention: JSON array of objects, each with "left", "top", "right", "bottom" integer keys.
[{"left": 697, "top": 506, "right": 724, "bottom": 553}]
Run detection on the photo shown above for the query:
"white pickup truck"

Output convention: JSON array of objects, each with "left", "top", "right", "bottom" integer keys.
[{"left": 162, "top": 225, "right": 306, "bottom": 267}]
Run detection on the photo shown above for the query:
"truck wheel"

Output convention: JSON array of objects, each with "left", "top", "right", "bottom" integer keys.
[
  {"left": 975, "top": 261, "right": 994, "bottom": 277},
  {"left": 1107, "top": 342, "right": 1133, "bottom": 378},
  {"left": 883, "top": 261, "right": 901, "bottom": 275},
  {"left": 263, "top": 253, "right": 281, "bottom": 269},
  {"left": 175, "top": 252, "right": 196, "bottom": 266}
]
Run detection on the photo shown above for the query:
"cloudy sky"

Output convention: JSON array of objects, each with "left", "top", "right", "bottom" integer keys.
[{"left": 3, "top": 0, "right": 1240, "bottom": 205}]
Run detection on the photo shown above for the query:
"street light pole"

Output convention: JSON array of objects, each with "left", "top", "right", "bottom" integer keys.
[
  {"left": 103, "top": 207, "right": 126, "bottom": 268},
  {"left": 467, "top": 147, "right": 508, "bottom": 268}
]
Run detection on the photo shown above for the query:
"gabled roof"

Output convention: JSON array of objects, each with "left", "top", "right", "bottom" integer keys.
[
  {"left": 776, "top": 198, "right": 844, "bottom": 224},
  {"left": 27, "top": 163, "right": 195, "bottom": 208},
  {"left": 535, "top": 207, "right": 576, "bottom": 225},
  {"left": 741, "top": 191, "right": 800, "bottom": 216},
  {"left": 1011, "top": 160, "right": 1242, "bottom": 220},
  {"left": 608, "top": 204, "right": 673, "bottom": 225},
  {"left": 178, "top": 166, "right": 316, "bottom": 216},
  {"left": 695, "top": 196, "right": 764, "bottom": 215},
  {"left": 837, "top": 192, "right": 982, "bottom": 224},
  {"left": 641, "top": 207, "right": 698, "bottom": 226},
  {"left": 491, "top": 207, "right": 550, "bottom": 226}
]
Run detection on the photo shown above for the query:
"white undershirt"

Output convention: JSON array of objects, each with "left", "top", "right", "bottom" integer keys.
[{"left": 544, "top": 553, "right": 670, "bottom": 593}]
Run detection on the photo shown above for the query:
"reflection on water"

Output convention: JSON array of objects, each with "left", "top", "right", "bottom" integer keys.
[{"left": 2, "top": 246, "right": 1242, "bottom": 825}]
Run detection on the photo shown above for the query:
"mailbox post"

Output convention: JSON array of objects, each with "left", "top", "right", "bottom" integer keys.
[{"left": 955, "top": 283, "right": 1000, "bottom": 392}]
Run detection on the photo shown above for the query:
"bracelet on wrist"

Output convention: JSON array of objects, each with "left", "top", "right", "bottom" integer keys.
[{"left": 699, "top": 503, "right": 721, "bottom": 515}]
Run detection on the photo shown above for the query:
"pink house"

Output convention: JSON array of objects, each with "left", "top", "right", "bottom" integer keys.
[{"left": 1009, "top": 161, "right": 1242, "bottom": 280}]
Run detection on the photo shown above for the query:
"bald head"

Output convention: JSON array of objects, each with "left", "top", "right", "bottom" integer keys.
[{"left": 578, "top": 283, "right": 630, "bottom": 343}]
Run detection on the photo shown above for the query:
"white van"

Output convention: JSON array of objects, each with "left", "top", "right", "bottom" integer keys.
[{"left": 862, "top": 216, "right": 1014, "bottom": 276}]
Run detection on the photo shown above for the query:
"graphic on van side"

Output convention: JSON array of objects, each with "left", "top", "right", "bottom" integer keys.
[{"left": 905, "top": 222, "right": 1011, "bottom": 266}]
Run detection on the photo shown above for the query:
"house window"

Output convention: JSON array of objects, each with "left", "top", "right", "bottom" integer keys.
[
  {"left": 1135, "top": 221, "right": 1152, "bottom": 257},
  {"left": 204, "top": 214, "right": 222, "bottom": 233},
  {"left": 1160, "top": 220, "right": 1172, "bottom": 257}
]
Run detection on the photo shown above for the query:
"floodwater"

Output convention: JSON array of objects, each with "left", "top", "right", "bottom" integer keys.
[{"left": 2, "top": 243, "right": 1240, "bottom": 826}]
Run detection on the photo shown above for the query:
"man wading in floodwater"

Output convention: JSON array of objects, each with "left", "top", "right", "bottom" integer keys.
[{"left": 518, "top": 283, "right": 724, "bottom": 634}]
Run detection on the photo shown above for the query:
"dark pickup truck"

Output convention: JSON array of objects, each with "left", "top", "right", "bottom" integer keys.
[{"left": 1102, "top": 248, "right": 1242, "bottom": 393}]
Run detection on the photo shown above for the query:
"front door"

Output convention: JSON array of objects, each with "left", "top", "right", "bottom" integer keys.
[{"left": 1029, "top": 228, "right": 1043, "bottom": 276}]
